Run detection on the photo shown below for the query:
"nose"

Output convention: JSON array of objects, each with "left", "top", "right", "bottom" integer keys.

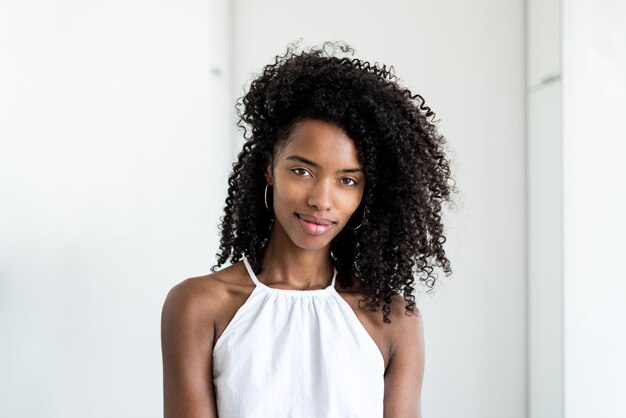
[{"left": 307, "top": 179, "right": 333, "bottom": 211}]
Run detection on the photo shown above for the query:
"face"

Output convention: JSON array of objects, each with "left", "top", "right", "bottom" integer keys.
[{"left": 265, "top": 119, "right": 365, "bottom": 251}]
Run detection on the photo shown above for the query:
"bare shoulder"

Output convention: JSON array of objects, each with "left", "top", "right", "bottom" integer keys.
[
  {"left": 163, "top": 273, "right": 220, "bottom": 323},
  {"left": 338, "top": 288, "right": 422, "bottom": 334},
  {"left": 162, "top": 263, "right": 246, "bottom": 327},
  {"left": 161, "top": 261, "right": 255, "bottom": 349},
  {"left": 387, "top": 294, "right": 424, "bottom": 352},
  {"left": 336, "top": 286, "right": 422, "bottom": 370},
  {"left": 389, "top": 294, "right": 423, "bottom": 324},
  {"left": 160, "top": 262, "right": 249, "bottom": 418}
]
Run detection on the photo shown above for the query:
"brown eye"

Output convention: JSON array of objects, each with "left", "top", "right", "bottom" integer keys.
[
  {"left": 340, "top": 178, "right": 357, "bottom": 186},
  {"left": 291, "top": 168, "right": 311, "bottom": 177}
]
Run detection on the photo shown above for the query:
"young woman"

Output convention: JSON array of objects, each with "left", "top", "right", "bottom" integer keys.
[{"left": 161, "top": 41, "right": 453, "bottom": 418}]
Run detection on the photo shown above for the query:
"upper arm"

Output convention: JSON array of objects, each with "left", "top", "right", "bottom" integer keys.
[
  {"left": 161, "top": 279, "right": 219, "bottom": 418},
  {"left": 383, "top": 299, "right": 425, "bottom": 418}
]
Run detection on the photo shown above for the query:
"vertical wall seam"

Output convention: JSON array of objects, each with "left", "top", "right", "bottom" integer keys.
[{"left": 523, "top": 0, "right": 530, "bottom": 416}]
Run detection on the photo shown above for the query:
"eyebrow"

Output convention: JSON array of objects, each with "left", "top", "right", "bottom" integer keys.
[{"left": 285, "top": 155, "right": 363, "bottom": 173}]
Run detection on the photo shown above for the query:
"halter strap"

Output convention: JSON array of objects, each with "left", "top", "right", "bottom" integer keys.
[
  {"left": 242, "top": 255, "right": 337, "bottom": 290},
  {"left": 242, "top": 255, "right": 262, "bottom": 286}
]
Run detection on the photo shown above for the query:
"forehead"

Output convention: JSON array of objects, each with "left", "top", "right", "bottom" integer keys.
[{"left": 277, "top": 119, "right": 361, "bottom": 164}]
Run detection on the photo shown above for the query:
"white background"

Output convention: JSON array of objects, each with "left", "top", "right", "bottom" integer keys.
[
  {"left": 0, "top": 0, "right": 622, "bottom": 417},
  {"left": 1, "top": 1, "right": 232, "bottom": 416},
  {"left": 563, "top": 0, "right": 626, "bottom": 417}
]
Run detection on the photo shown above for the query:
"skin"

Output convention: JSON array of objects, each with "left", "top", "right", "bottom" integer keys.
[{"left": 161, "top": 119, "right": 425, "bottom": 417}]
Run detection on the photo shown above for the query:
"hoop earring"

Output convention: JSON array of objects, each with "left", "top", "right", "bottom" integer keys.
[
  {"left": 264, "top": 184, "right": 272, "bottom": 211},
  {"left": 350, "top": 208, "right": 365, "bottom": 230}
]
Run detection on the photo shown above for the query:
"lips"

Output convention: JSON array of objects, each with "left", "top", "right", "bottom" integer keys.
[
  {"left": 296, "top": 213, "right": 336, "bottom": 236},
  {"left": 297, "top": 213, "right": 335, "bottom": 225}
]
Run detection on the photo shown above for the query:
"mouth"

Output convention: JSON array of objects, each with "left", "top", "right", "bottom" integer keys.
[{"left": 296, "top": 213, "right": 336, "bottom": 236}]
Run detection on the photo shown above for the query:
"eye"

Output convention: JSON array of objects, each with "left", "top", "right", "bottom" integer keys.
[
  {"left": 340, "top": 177, "right": 358, "bottom": 186},
  {"left": 291, "top": 168, "right": 311, "bottom": 177}
]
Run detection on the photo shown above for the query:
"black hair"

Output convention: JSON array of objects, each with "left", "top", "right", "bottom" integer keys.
[{"left": 211, "top": 41, "right": 455, "bottom": 323}]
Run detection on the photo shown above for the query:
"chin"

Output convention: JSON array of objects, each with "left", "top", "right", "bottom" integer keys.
[
  {"left": 295, "top": 239, "right": 331, "bottom": 252},
  {"left": 290, "top": 233, "right": 335, "bottom": 251}
]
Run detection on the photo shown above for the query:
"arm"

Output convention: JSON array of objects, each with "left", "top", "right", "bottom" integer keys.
[
  {"left": 383, "top": 299, "right": 426, "bottom": 418},
  {"left": 161, "top": 279, "right": 219, "bottom": 418}
]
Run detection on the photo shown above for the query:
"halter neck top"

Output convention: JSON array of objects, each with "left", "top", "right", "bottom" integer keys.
[{"left": 212, "top": 256, "right": 385, "bottom": 417}]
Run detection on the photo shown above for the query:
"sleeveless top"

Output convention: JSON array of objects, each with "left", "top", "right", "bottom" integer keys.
[{"left": 212, "top": 255, "right": 385, "bottom": 418}]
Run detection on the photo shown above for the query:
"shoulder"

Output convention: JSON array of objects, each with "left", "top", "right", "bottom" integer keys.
[
  {"left": 387, "top": 294, "right": 424, "bottom": 353},
  {"left": 162, "top": 274, "right": 219, "bottom": 320},
  {"left": 161, "top": 262, "right": 248, "bottom": 334},
  {"left": 161, "top": 266, "right": 246, "bottom": 418}
]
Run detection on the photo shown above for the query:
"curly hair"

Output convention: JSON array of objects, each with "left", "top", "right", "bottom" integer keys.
[{"left": 211, "top": 41, "right": 454, "bottom": 323}]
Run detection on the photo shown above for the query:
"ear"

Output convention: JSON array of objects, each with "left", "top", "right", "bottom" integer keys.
[{"left": 264, "top": 163, "right": 273, "bottom": 185}]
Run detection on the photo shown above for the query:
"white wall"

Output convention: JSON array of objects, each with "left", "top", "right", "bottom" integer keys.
[
  {"left": 527, "top": 1, "right": 626, "bottom": 417},
  {"left": 526, "top": 0, "right": 564, "bottom": 416},
  {"left": 232, "top": 1, "right": 526, "bottom": 417},
  {"left": 563, "top": 1, "right": 626, "bottom": 417},
  {"left": 1, "top": 1, "right": 526, "bottom": 417},
  {"left": 0, "top": 1, "right": 232, "bottom": 417},
  {"left": 527, "top": 81, "right": 564, "bottom": 418}
]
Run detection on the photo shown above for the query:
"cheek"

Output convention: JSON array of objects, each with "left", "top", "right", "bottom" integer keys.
[
  {"left": 341, "top": 191, "right": 364, "bottom": 216},
  {"left": 273, "top": 180, "right": 303, "bottom": 208}
]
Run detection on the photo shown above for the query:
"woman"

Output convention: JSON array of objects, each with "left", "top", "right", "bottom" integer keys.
[{"left": 161, "top": 41, "right": 453, "bottom": 418}]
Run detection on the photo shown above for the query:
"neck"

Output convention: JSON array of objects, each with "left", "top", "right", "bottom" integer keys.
[{"left": 257, "top": 222, "right": 334, "bottom": 290}]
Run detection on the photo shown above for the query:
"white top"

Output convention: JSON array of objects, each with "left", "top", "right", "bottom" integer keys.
[{"left": 212, "top": 255, "right": 385, "bottom": 418}]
